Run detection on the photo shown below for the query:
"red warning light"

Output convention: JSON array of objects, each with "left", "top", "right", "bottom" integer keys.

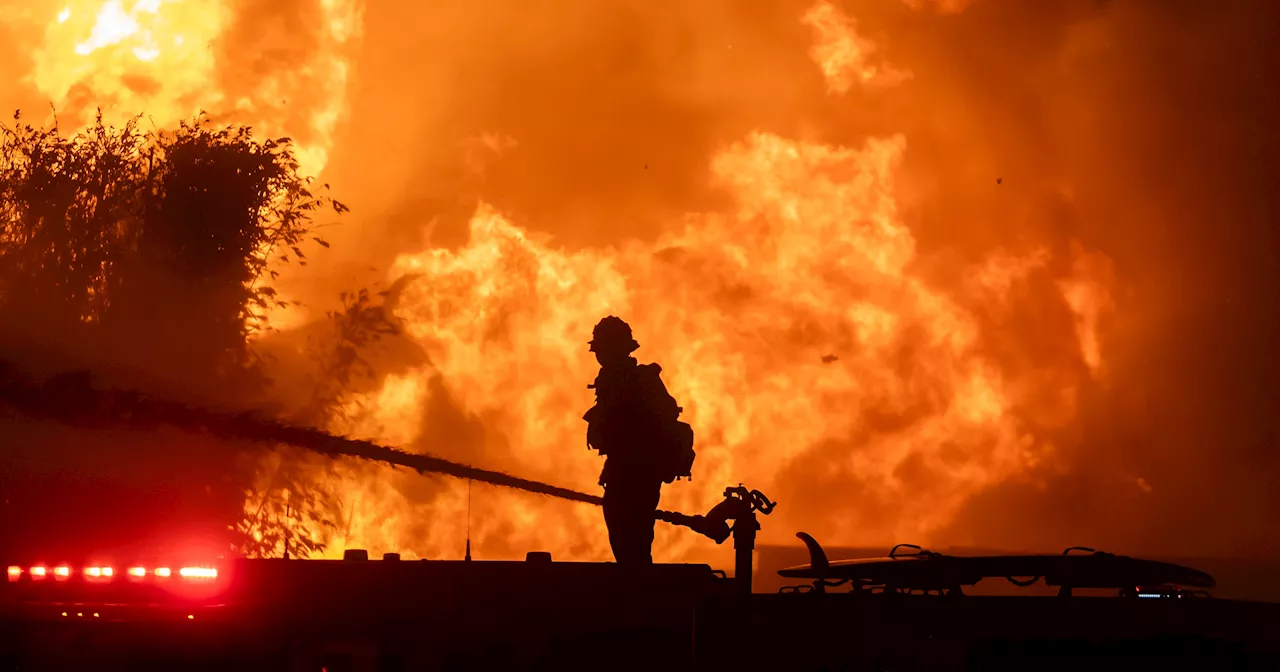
[
  {"left": 30, "top": 566, "right": 47, "bottom": 578},
  {"left": 85, "top": 566, "right": 114, "bottom": 578},
  {"left": 6, "top": 566, "right": 19, "bottom": 582},
  {"left": 154, "top": 567, "right": 171, "bottom": 578},
  {"left": 127, "top": 567, "right": 147, "bottom": 578},
  {"left": 53, "top": 566, "right": 71, "bottom": 579},
  {"left": 178, "top": 567, "right": 217, "bottom": 579}
]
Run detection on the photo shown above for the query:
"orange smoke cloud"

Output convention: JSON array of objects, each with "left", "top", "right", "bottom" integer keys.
[{"left": 901, "top": 0, "right": 975, "bottom": 14}]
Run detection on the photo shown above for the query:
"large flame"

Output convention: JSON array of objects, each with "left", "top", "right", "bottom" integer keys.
[
  {"left": 28, "top": 0, "right": 363, "bottom": 177},
  {"left": 302, "top": 126, "right": 1111, "bottom": 562},
  {"left": 22, "top": 0, "right": 1120, "bottom": 564},
  {"left": 263, "top": 0, "right": 1118, "bottom": 564}
]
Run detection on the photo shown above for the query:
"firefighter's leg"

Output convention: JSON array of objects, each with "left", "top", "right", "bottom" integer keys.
[
  {"left": 620, "top": 500, "right": 652, "bottom": 564},
  {"left": 634, "top": 480, "right": 661, "bottom": 563},
  {"left": 603, "top": 485, "right": 630, "bottom": 563},
  {"left": 603, "top": 480, "right": 662, "bottom": 565}
]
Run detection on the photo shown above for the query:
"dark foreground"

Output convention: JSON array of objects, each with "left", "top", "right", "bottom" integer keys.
[{"left": 3, "top": 558, "right": 1278, "bottom": 671}]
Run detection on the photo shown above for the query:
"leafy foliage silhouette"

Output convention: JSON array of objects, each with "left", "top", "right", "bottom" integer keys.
[
  {"left": 0, "top": 110, "right": 342, "bottom": 385},
  {"left": 0, "top": 110, "right": 362, "bottom": 558},
  {"left": 235, "top": 287, "right": 401, "bottom": 559},
  {"left": 308, "top": 288, "right": 402, "bottom": 422}
]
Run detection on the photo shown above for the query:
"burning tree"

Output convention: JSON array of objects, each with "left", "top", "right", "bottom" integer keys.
[
  {"left": 0, "top": 110, "right": 344, "bottom": 382},
  {"left": 236, "top": 287, "right": 402, "bottom": 559},
  {"left": 0, "top": 110, "right": 352, "bottom": 558}
]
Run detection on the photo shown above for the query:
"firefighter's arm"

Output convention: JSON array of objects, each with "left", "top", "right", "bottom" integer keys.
[{"left": 583, "top": 404, "right": 606, "bottom": 454}]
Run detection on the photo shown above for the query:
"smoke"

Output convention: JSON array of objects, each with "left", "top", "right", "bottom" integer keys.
[
  {"left": 902, "top": 0, "right": 974, "bottom": 14},
  {"left": 917, "top": 0, "right": 1280, "bottom": 557}
]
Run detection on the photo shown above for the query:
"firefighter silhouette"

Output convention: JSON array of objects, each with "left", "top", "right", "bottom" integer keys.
[{"left": 583, "top": 316, "right": 682, "bottom": 565}]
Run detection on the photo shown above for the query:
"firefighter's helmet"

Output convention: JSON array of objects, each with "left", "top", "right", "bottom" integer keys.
[{"left": 589, "top": 316, "right": 640, "bottom": 353}]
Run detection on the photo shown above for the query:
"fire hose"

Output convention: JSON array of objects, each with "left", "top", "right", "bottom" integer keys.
[
  {"left": 0, "top": 364, "right": 604, "bottom": 505},
  {"left": 0, "top": 364, "right": 777, "bottom": 588},
  {"left": 0, "top": 364, "right": 774, "bottom": 538}
]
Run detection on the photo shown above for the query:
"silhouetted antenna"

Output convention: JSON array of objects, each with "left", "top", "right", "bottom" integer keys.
[
  {"left": 282, "top": 498, "right": 290, "bottom": 560},
  {"left": 283, "top": 491, "right": 297, "bottom": 560},
  {"left": 464, "top": 466, "right": 473, "bottom": 562}
]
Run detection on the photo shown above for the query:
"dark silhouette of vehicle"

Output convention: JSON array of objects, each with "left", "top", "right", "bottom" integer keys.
[
  {"left": 3, "top": 486, "right": 1279, "bottom": 671},
  {"left": 780, "top": 533, "right": 1216, "bottom": 597}
]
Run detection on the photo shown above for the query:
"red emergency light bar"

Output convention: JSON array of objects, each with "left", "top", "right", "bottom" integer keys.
[
  {"left": 5, "top": 558, "right": 228, "bottom": 623},
  {"left": 7, "top": 565, "right": 217, "bottom": 582}
]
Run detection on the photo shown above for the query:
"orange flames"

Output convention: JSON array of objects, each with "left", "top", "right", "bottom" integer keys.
[
  {"left": 280, "top": 1, "right": 1112, "bottom": 563},
  {"left": 27, "top": 0, "right": 363, "bottom": 177},
  {"left": 23, "top": 0, "right": 1116, "bottom": 565},
  {"left": 802, "top": 0, "right": 910, "bottom": 93},
  {"left": 304, "top": 127, "right": 1112, "bottom": 561}
]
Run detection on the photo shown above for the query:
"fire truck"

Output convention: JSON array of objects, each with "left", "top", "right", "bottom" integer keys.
[{"left": 3, "top": 485, "right": 1279, "bottom": 671}]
